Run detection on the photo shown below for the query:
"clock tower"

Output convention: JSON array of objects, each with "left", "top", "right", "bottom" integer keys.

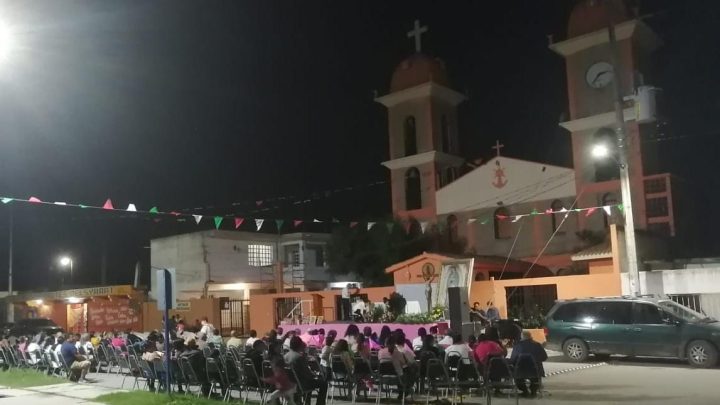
[
  {"left": 551, "top": 0, "right": 676, "bottom": 236},
  {"left": 376, "top": 20, "right": 466, "bottom": 222}
]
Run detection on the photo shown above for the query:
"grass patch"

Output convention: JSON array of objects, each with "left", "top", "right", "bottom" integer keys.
[
  {"left": 0, "top": 368, "right": 65, "bottom": 388},
  {"left": 95, "top": 391, "right": 232, "bottom": 405}
]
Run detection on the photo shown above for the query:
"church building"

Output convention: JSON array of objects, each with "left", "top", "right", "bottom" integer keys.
[{"left": 376, "top": 0, "right": 677, "bottom": 275}]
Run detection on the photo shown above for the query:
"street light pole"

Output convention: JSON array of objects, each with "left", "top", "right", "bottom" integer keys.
[
  {"left": 607, "top": 11, "right": 641, "bottom": 296},
  {"left": 7, "top": 208, "right": 13, "bottom": 322}
]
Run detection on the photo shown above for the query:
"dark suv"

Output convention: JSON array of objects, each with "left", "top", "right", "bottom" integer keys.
[
  {"left": 545, "top": 297, "right": 720, "bottom": 368},
  {"left": 8, "top": 318, "right": 63, "bottom": 337}
]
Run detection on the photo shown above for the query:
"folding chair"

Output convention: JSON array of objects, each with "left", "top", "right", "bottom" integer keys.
[
  {"left": 224, "top": 356, "right": 244, "bottom": 401},
  {"left": 424, "top": 358, "right": 454, "bottom": 405},
  {"left": 129, "top": 356, "right": 152, "bottom": 391},
  {"left": 0, "top": 347, "right": 8, "bottom": 371},
  {"left": 327, "top": 355, "right": 355, "bottom": 404},
  {"left": 513, "top": 354, "right": 546, "bottom": 398},
  {"left": 454, "top": 361, "right": 485, "bottom": 402},
  {"left": 179, "top": 357, "right": 204, "bottom": 397},
  {"left": 485, "top": 357, "right": 518, "bottom": 405},
  {"left": 206, "top": 357, "right": 229, "bottom": 400},
  {"left": 375, "top": 359, "right": 408, "bottom": 405},
  {"left": 242, "top": 358, "right": 268, "bottom": 403},
  {"left": 288, "top": 362, "right": 322, "bottom": 405},
  {"left": 58, "top": 352, "right": 74, "bottom": 380}
]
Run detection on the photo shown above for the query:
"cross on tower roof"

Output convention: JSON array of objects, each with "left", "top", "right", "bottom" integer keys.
[
  {"left": 492, "top": 140, "right": 505, "bottom": 157},
  {"left": 407, "top": 19, "right": 428, "bottom": 53}
]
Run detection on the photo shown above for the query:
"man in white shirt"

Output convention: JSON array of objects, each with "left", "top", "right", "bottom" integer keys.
[
  {"left": 444, "top": 333, "right": 473, "bottom": 364},
  {"left": 197, "top": 317, "right": 215, "bottom": 341},
  {"left": 244, "top": 329, "right": 259, "bottom": 348},
  {"left": 340, "top": 284, "right": 351, "bottom": 321}
]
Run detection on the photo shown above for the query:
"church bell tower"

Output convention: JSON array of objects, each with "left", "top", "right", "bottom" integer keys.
[{"left": 376, "top": 20, "right": 466, "bottom": 222}]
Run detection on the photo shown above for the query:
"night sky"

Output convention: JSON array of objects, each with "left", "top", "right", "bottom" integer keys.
[{"left": 0, "top": 0, "right": 719, "bottom": 292}]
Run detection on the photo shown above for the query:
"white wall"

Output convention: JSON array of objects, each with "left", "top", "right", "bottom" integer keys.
[
  {"left": 150, "top": 233, "right": 209, "bottom": 300},
  {"left": 639, "top": 267, "right": 720, "bottom": 295}
]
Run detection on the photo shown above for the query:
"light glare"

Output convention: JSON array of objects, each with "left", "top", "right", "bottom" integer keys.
[
  {"left": 591, "top": 144, "right": 610, "bottom": 159},
  {"left": 0, "top": 22, "right": 14, "bottom": 61}
]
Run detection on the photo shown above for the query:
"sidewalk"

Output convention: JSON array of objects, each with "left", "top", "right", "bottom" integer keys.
[{"left": 0, "top": 381, "right": 122, "bottom": 405}]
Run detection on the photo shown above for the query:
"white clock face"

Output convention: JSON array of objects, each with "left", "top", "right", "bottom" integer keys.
[{"left": 585, "top": 61, "right": 614, "bottom": 89}]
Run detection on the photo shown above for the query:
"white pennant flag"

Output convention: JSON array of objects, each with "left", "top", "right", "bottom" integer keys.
[
  {"left": 512, "top": 215, "right": 522, "bottom": 223},
  {"left": 313, "top": 218, "right": 322, "bottom": 223},
  {"left": 54, "top": 202, "right": 67, "bottom": 206},
  {"left": 126, "top": 203, "right": 137, "bottom": 212},
  {"left": 420, "top": 221, "right": 429, "bottom": 234},
  {"left": 467, "top": 218, "right": 477, "bottom": 224},
  {"left": 255, "top": 218, "right": 265, "bottom": 231},
  {"left": 602, "top": 205, "right": 612, "bottom": 216},
  {"left": 193, "top": 215, "right": 202, "bottom": 224},
  {"left": 559, "top": 207, "right": 568, "bottom": 213},
  {"left": 367, "top": 222, "right": 376, "bottom": 231}
]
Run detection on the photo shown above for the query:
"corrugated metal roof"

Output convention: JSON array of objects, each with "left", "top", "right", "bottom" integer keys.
[{"left": 571, "top": 242, "right": 612, "bottom": 261}]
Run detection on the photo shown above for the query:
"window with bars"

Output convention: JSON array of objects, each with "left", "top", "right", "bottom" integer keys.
[
  {"left": 644, "top": 178, "right": 667, "bottom": 194},
  {"left": 646, "top": 197, "right": 669, "bottom": 218},
  {"left": 248, "top": 244, "right": 273, "bottom": 267}
]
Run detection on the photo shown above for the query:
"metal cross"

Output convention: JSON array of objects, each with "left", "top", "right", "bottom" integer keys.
[{"left": 407, "top": 19, "right": 428, "bottom": 53}]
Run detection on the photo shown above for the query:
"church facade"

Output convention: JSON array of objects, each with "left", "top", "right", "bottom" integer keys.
[{"left": 377, "top": 0, "right": 677, "bottom": 274}]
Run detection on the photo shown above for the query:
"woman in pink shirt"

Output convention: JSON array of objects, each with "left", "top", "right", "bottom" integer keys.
[{"left": 473, "top": 334, "right": 505, "bottom": 367}]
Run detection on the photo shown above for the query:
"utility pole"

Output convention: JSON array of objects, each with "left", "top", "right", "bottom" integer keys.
[
  {"left": 7, "top": 208, "right": 13, "bottom": 322},
  {"left": 607, "top": 6, "right": 641, "bottom": 295}
]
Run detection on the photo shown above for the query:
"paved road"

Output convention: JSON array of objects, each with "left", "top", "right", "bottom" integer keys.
[{"left": 2, "top": 357, "right": 719, "bottom": 404}]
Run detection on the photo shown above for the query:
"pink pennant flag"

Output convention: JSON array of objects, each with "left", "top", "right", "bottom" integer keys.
[
  {"left": 349, "top": 221, "right": 358, "bottom": 228},
  {"left": 255, "top": 200, "right": 263, "bottom": 206},
  {"left": 545, "top": 208, "right": 553, "bottom": 214},
  {"left": 102, "top": 199, "right": 114, "bottom": 210},
  {"left": 293, "top": 220, "right": 303, "bottom": 227},
  {"left": 585, "top": 207, "right": 597, "bottom": 217},
  {"left": 170, "top": 211, "right": 181, "bottom": 216},
  {"left": 234, "top": 217, "right": 245, "bottom": 229},
  {"left": 496, "top": 215, "right": 508, "bottom": 220},
  {"left": 28, "top": 196, "right": 42, "bottom": 203}
]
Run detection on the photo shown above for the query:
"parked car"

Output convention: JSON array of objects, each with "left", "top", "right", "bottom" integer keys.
[
  {"left": 544, "top": 297, "right": 720, "bottom": 368},
  {"left": 8, "top": 318, "right": 63, "bottom": 337}
]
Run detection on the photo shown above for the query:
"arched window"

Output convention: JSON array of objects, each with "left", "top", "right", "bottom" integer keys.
[
  {"left": 447, "top": 214, "right": 458, "bottom": 244},
  {"left": 550, "top": 200, "right": 566, "bottom": 234},
  {"left": 441, "top": 115, "right": 450, "bottom": 153},
  {"left": 602, "top": 192, "right": 619, "bottom": 227},
  {"left": 494, "top": 207, "right": 512, "bottom": 239},
  {"left": 404, "top": 116, "right": 417, "bottom": 156},
  {"left": 405, "top": 168, "right": 421, "bottom": 210},
  {"left": 593, "top": 128, "right": 619, "bottom": 182}
]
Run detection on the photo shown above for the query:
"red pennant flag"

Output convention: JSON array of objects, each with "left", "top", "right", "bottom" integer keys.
[
  {"left": 350, "top": 221, "right": 358, "bottom": 228},
  {"left": 293, "top": 220, "right": 303, "bottom": 227},
  {"left": 545, "top": 209, "right": 553, "bottom": 214},
  {"left": 496, "top": 215, "right": 508, "bottom": 220},
  {"left": 28, "top": 196, "right": 42, "bottom": 203},
  {"left": 585, "top": 207, "right": 597, "bottom": 217},
  {"left": 102, "top": 199, "right": 114, "bottom": 210},
  {"left": 255, "top": 200, "right": 263, "bottom": 206},
  {"left": 234, "top": 217, "right": 244, "bottom": 229},
  {"left": 170, "top": 211, "right": 181, "bottom": 216}
]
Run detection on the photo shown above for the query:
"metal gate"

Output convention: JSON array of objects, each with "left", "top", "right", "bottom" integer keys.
[{"left": 220, "top": 299, "right": 250, "bottom": 337}]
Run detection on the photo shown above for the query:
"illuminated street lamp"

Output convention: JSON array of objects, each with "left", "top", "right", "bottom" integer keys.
[
  {"left": 59, "top": 256, "right": 74, "bottom": 288},
  {"left": 590, "top": 143, "right": 611, "bottom": 159}
]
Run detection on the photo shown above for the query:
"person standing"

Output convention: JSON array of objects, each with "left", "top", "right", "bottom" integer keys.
[
  {"left": 510, "top": 330, "right": 548, "bottom": 397},
  {"left": 340, "top": 284, "right": 351, "bottom": 321},
  {"left": 486, "top": 301, "right": 500, "bottom": 323}
]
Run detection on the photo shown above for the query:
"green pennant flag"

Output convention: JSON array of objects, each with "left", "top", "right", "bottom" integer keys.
[
  {"left": 617, "top": 204, "right": 624, "bottom": 212},
  {"left": 214, "top": 216, "right": 223, "bottom": 229},
  {"left": 79, "top": 204, "right": 88, "bottom": 209},
  {"left": 275, "top": 219, "right": 284, "bottom": 230},
  {"left": 386, "top": 222, "right": 394, "bottom": 233},
  {"left": 480, "top": 218, "right": 490, "bottom": 225},
  {"left": 530, "top": 209, "right": 539, "bottom": 215},
  {"left": 574, "top": 208, "right": 582, "bottom": 212},
  {"left": 1, "top": 198, "right": 12, "bottom": 204},
  {"left": 149, "top": 207, "right": 159, "bottom": 214}
]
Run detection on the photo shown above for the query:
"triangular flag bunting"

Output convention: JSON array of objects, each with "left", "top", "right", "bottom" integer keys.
[
  {"left": 293, "top": 220, "right": 303, "bottom": 227},
  {"left": 234, "top": 217, "right": 244, "bottom": 229},
  {"left": 79, "top": 204, "right": 88, "bottom": 209},
  {"left": 573, "top": 208, "right": 582, "bottom": 212},
  {"left": 28, "top": 196, "right": 42, "bottom": 203},
  {"left": 420, "top": 221, "right": 429, "bottom": 234},
  {"left": 530, "top": 209, "right": 539, "bottom": 215},
  {"left": 313, "top": 218, "right": 322, "bottom": 223},
  {"left": 585, "top": 207, "right": 597, "bottom": 217},
  {"left": 149, "top": 207, "right": 159, "bottom": 214},
  {"left": 275, "top": 219, "right": 284, "bottom": 230},
  {"left": 496, "top": 215, "right": 508, "bottom": 220},
  {"left": 349, "top": 221, "right": 358, "bottom": 228},
  {"left": 255, "top": 200, "right": 263, "bottom": 206},
  {"left": 170, "top": 211, "right": 181, "bottom": 216},
  {"left": 255, "top": 219, "right": 264, "bottom": 231},
  {"left": 126, "top": 203, "right": 137, "bottom": 212},
  {"left": 512, "top": 215, "right": 522, "bottom": 223},
  {"left": 54, "top": 202, "right": 67, "bottom": 206},
  {"left": 102, "top": 199, "right": 114, "bottom": 210},
  {"left": 545, "top": 209, "right": 553, "bottom": 214},
  {"left": 617, "top": 204, "right": 624, "bottom": 212},
  {"left": 467, "top": 218, "right": 477, "bottom": 224},
  {"left": 1, "top": 198, "right": 12, "bottom": 204},
  {"left": 403, "top": 222, "right": 411, "bottom": 234},
  {"left": 386, "top": 223, "right": 394, "bottom": 233},
  {"left": 214, "top": 216, "right": 223, "bottom": 229},
  {"left": 193, "top": 215, "right": 203, "bottom": 225},
  {"left": 480, "top": 218, "right": 490, "bottom": 225},
  {"left": 559, "top": 207, "right": 568, "bottom": 213},
  {"left": 602, "top": 205, "right": 612, "bottom": 216},
  {"left": 367, "top": 222, "right": 376, "bottom": 231}
]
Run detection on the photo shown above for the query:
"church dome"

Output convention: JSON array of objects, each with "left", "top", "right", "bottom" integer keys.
[
  {"left": 567, "top": 0, "right": 631, "bottom": 39},
  {"left": 390, "top": 53, "right": 449, "bottom": 92}
]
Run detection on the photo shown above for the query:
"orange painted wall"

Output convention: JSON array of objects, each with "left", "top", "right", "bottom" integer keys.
[
  {"left": 392, "top": 257, "right": 445, "bottom": 285},
  {"left": 469, "top": 272, "right": 622, "bottom": 320},
  {"left": 588, "top": 259, "right": 615, "bottom": 275},
  {"left": 249, "top": 287, "right": 395, "bottom": 335}
]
